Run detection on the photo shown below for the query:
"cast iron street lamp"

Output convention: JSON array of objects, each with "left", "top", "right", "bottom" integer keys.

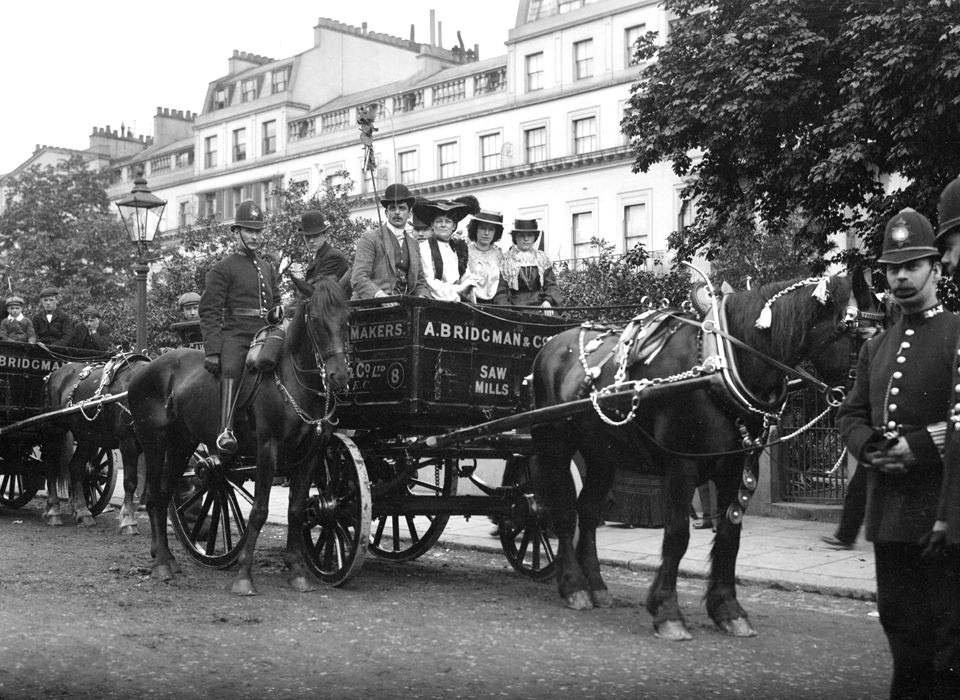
[{"left": 115, "top": 177, "right": 166, "bottom": 352}]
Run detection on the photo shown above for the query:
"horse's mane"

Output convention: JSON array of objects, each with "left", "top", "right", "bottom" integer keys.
[{"left": 725, "top": 276, "right": 851, "bottom": 360}]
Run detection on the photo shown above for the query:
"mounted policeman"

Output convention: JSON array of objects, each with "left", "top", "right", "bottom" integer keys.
[{"left": 198, "top": 199, "right": 282, "bottom": 454}]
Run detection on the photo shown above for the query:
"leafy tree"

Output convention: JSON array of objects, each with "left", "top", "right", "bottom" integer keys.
[
  {"left": 556, "top": 238, "right": 694, "bottom": 322},
  {"left": 623, "top": 0, "right": 960, "bottom": 269},
  {"left": 0, "top": 154, "right": 134, "bottom": 331},
  {"left": 147, "top": 173, "right": 371, "bottom": 351}
]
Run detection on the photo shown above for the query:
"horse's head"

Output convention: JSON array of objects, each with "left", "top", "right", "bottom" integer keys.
[
  {"left": 791, "top": 273, "right": 886, "bottom": 391},
  {"left": 292, "top": 277, "right": 351, "bottom": 392}
]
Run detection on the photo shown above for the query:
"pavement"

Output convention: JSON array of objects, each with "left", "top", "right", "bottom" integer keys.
[
  {"left": 111, "top": 471, "right": 876, "bottom": 601},
  {"left": 259, "top": 485, "right": 878, "bottom": 601}
]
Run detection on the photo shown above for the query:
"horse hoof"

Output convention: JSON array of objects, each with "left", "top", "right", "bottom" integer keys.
[
  {"left": 565, "top": 591, "right": 593, "bottom": 611},
  {"left": 77, "top": 516, "right": 97, "bottom": 528},
  {"left": 590, "top": 589, "right": 613, "bottom": 608},
  {"left": 45, "top": 515, "right": 64, "bottom": 527},
  {"left": 119, "top": 524, "right": 140, "bottom": 536},
  {"left": 289, "top": 576, "right": 317, "bottom": 593},
  {"left": 654, "top": 620, "right": 693, "bottom": 642},
  {"left": 231, "top": 579, "right": 259, "bottom": 596},
  {"left": 718, "top": 617, "right": 757, "bottom": 637},
  {"left": 152, "top": 564, "right": 174, "bottom": 582}
]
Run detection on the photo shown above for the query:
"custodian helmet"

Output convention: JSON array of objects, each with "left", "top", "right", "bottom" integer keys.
[
  {"left": 877, "top": 208, "right": 939, "bottom": 265},
  {"left": 233, "top": 199, "right": 265, "bottom": 230},
  {"left": 937, "top": 176, "right": 960, "bottom": 242}
]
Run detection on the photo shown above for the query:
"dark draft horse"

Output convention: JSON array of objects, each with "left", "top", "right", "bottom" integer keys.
[
  {"left": 43, "top": 354, "right": 149, "bottom": 530},
  {"left": 530, "top": 274, "right": 876, "bottom": 640},
  {"left": 127, "top": 277, "right": 350, "bottom": 595}
]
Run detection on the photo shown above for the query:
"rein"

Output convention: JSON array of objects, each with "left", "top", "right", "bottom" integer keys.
[{"left": 273, "top": 304, "right": 342, "bottom": 428}]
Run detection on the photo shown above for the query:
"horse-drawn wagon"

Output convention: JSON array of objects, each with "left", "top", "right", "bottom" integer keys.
[{"left": 0, "top": 340, "right": 120, "bottom": 518}]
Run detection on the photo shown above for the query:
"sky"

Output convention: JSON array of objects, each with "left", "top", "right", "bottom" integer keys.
[{"left": 0, "top": 0, "right": 518, "bottom": 176}]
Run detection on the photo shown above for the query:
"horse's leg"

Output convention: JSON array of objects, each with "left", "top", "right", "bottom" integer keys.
[
  {"left": 230, "top": 437, "right": 277, "bottom": 596},
  {"left": 68, "top": 442, "right": 96, "bottom": 528},
  {"left": 118, "top": 435, "right": 141, "bottom": 536},
  {"left": 574, "top": 447, "right": 615, "bottom": 608},
  {"left": 706, "top": 455, "right": 757, "bottom": 637},
  {"left": 646, "top": 457, "right": 696, "bottom": 641},
  {"left": 142, "top": 431, "right": 179, "bottom": 581},
  {"left": 41, "top": 430, "right": 70, "bottom": 526},
  {"left": 531, "top": 427, "right": 590, "bottom": 610},
  {"left": 284, "top": 446, "right": 317, "bottom": 593}
]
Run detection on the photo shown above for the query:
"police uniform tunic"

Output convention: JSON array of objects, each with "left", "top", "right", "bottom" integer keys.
[
  {"left": 838, "top": 306, "right": 960, "bottom": 542},
  {"left": 199, "top": 251, "right": 281, "bottom": 378}
]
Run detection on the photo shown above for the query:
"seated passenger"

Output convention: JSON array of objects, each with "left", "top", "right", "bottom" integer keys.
[
  {"left": 494, "top": 219, "right": 563, "bottom": 315},
  {"left": 414, "top": 197, "right": 480, "bottom": 302},
  {"left": 72, "top": 307, "right": 115, "bottom": 351},
  {"left": 350, "top": 183, "right": 429, "bottom": 300},
  {"left": 0, "top": 296, "right": 37, "bottom": 343},
  {"left": 465, "top": 210, "right": 505, "bottom": 305}
]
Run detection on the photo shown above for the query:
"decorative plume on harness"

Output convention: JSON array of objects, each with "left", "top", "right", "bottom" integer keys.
[{"left": 754, "top": 277, "right": 830, "bottom": 329}]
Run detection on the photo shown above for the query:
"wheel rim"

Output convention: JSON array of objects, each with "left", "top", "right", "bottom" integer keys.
[
  {"left": 499, "top": 457, "right": 558, "bottom": 581},
  {"left": 0, "top": 462, "right": 42, "bottom": 509},
  {"left": 82, "top": 446, "right": 117, "bottom": 516},
  {"left": 169, "top": 446, "right": 252, "bottom": 569},
  {"left": 300, "top": 433, "right": 371, "bottom": 586},
  {"left": 368, "top": 455, "right": 457, "bottom": 561}
]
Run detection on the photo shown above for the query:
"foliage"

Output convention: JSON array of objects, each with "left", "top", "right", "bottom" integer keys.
[
  {"left": 147, "top": 173, "right": 371, "bottom": 350},
  {"left": 623, "top": 0, "right": 960, "bottom": 267},
  {"left": 556, "top": 238, "right": 694, "bottom": 323},
  {"left": 690, "top": 212, "right": 821, "bottom": 289},
  {"left": 0, "top": 154, "right": 134, "bottom": 328}
]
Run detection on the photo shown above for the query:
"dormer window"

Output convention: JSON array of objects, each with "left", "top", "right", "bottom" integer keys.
[
  {"left": 241, "top": 78, "right": 259, "bottom": 103},
  {"left": 271, "top": 67, "right": 290, "bottom": 94},
  {"left": 214, "top": 87, "right": 229, "bottom": 110}
]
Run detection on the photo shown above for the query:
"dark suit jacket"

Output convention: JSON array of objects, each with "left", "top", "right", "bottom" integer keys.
[
  {"left": 32, "top": 309, "right": 75, "bottom": 346},
  {"left": 350, "top": 224, "right": 428, "bottom": 300},
  {"left": 305, "top": 241, "right": 349, "bottom": 287}
]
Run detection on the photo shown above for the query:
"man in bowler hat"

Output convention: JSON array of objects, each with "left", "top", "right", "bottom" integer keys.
[
  {"left": 300, "top": 210, "right": 348, "bottom": 288},
  {"left": 350, "top": 183, "right": 428, "bottom": 300},
  {"left": 837, "top": 208, "right": 960, "bottom": 699}
]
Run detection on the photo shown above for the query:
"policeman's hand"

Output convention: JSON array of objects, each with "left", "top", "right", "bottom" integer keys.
[
  {"left": 203, "top": 354, "right": 221, "bottom": 376},
  {"left": 920, "top": 525, "right": 948, "bottom": 559},
  {"left": 266, "top": 305, "right": 284, "bottom": 325}
]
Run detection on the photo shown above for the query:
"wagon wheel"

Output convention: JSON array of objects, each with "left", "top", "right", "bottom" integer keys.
[
  {"left": 367, "top": 453, "right": 457, "bottom": 561},
  {"left": 499, "top": 455, "right": 559, "bottom": 581},
  {"left": 169, "top": 444, "right": 252, "bottom": 569},
  {"left": 300, "top": 433, "right": 371, "bottom": 586},
  {"left": 82, "top": 446, "right": 118, "bottom": 517},
  {"left": 0, "top": 459, "right": 43, "bottom": 509}
]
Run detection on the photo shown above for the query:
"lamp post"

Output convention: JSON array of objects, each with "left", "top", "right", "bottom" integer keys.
[{"left": 115, "top": 177, "right": 166, "bottom": 352}]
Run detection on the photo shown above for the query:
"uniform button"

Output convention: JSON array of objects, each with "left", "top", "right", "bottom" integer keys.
[
  {"left": 956, "top": 384, "right": 960, "bottom": 392},
  {"left": 888, "top": 404, "right": 897, "bottom": 413},
  {"left": 893, "top": 371, "right": 903, "bottom": 379},
  {"left": 905, "top": 329, "right": 915, "bottom": 336},
  {"left": 887, "top": 421, "right": 897, "bottom": 429},
  {"left": 896, "top": 356, "right": 906, "bottom": 364},
  {"left": 900, "top": 342, "right": 911, "bottom": 349},
  {"left": 890, "top": 387, "right": 900, "bottom": 395}
]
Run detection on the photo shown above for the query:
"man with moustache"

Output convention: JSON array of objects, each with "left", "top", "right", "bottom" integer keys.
[
  {"left": 837, "top": 208, "right": 960, "bottom": 699},
  {"left": 350, "top": 183, "right": 428, "bottom": 300}
]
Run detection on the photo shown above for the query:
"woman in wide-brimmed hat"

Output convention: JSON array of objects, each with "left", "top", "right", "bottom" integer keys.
[
  {"left": 494, "top": 219, "right": 562, "bottom": 314},
  {"left": 414, "top": 196, "right": 480, "bottom": 302},
  {"left": 465, "top": 209, "right": 506, "bottom": 304}
]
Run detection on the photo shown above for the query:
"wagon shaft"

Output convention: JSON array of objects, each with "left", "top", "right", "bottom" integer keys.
[{"left": 0, "top": 392, "right": 128, "bottom": 438}]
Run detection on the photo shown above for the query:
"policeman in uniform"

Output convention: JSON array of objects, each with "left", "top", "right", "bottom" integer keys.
[
  {"left": 199, "top": 200, "right": 282, "bottom": 454},
  {"left": 837, "top": 208, "right": 960, "bottom": 699},
  {"left": 936, "top": 176, "right": 960, "bottom": 312}
]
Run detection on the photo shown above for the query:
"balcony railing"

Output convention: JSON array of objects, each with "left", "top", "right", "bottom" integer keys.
[
  {"left": 432, "top": 78, "right": 465, "bottom": 105},
  {"left": 392, "top": 90, "right": 424, "bottom": 115},
  {"left": 474, "top": 68, "right": 506, "bottom": 95},
  {"left": 320, "top": 109, "right": 351, "bottom": 132}
]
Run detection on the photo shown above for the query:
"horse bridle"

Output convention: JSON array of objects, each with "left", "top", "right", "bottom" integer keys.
[{"left": 276, "top": 306, "right": 346, "bottom": 427}]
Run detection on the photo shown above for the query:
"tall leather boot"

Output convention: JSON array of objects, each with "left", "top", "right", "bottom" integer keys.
[{"left": 216, "top": 377, "right": 239, "bottom": 455}]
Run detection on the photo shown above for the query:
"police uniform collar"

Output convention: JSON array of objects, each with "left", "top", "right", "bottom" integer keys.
[{"left": 903, "top": 303, "right": 944, "bottom": 321}]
